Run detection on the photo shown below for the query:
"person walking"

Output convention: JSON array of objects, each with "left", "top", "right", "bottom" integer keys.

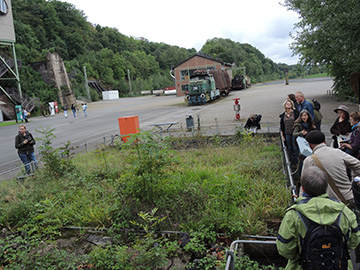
[
  {"left": 63, "top": 104, "right": 68, "bottom": 118},
  {"left": 82, "top": 103, "right": 87, "bottom": 116},
  {"left": 22, "top": 109, "right": 29, "bottom": 123},
  {"left": 15, "top": 124, "right": 37, "bottom": 174},
  {"left": 302, "top": 130, "right": 360, "bottom": 206},
  {"left": 277, "top": 166, "right": 360, "bottom": 269},
  {"left": 71, "top": 104, "right": 76, "bottom": 118}
]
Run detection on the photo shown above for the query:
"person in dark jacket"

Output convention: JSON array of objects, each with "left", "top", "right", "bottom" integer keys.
[
  {"left": 71, "top": 104, "right": 76, "bottom": 117},
  {"left": 330, "top": 105, "right": 352, "bottom": 148},
  {"left": 340, "top": 111, "right": 360, "bottom": 159},
  {"left": 280, "top": 99, "right": 299, "bottom": 167},
  {"left": 15, "top": 124, "right": 37, "bottom": 174}
]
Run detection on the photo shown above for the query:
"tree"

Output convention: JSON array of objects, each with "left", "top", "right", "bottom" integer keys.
[{"left": 283, "top": 0, "right": 360, "bottom": 95}]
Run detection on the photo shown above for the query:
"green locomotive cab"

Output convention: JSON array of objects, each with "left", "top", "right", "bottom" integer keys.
[{"left": 185, "top": 72, "right": 220, "bottom": 105}]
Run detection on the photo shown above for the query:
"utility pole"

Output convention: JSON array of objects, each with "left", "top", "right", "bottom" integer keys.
[{"left": 128, "top": 69, "right": 132, "bottom": 95}]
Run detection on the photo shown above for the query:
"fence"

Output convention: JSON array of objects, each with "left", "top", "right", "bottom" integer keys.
[
  {"left": 0, "top": 121, "right": 281, "bottom": 181},
  {"left": 223, "top": 131, "right": 297, "bottom": 269}
]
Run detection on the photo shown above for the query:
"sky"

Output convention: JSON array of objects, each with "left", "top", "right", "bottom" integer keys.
[{"left": 60, "top": 0, "right": 301, "bottom": 65}]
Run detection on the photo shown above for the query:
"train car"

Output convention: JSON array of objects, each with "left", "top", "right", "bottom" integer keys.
[
  {"left": 231, "top": 74, "right": 251, "bottom": 90},
  {"left": 185, "top": 70, "right": 231, "bottom": 105}
]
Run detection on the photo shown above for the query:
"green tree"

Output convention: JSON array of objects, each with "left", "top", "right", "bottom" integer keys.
[{"left": 283, "top": 0, "right": 360, "bottom": 95}]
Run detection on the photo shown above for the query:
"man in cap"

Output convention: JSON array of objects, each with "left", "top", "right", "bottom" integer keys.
[{"left": 302, "top": 130, "right": 360, "bottom": 207}]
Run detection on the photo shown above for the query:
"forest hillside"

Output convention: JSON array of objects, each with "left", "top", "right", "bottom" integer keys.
[{"left": 1, "top": 0, "right": 324, "bottom": 105}]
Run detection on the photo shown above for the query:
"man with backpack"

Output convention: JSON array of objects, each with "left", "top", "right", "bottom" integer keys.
[{"left": 276, "top": 166, "right": 360, "bottom": 269}]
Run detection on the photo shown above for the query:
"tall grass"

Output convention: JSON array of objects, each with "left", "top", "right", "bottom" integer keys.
[{"left": 0, "top": 131, "right": 289, "bottom": 269}]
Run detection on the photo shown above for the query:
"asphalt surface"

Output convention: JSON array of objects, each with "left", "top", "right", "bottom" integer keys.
[{"left": 1, "top": 77, "right": 359, "bottom": 175}]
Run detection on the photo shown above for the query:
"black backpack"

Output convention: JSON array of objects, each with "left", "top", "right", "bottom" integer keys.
[
  {"left": 296, "top": 210, "right": 349, "bottom": 270},
  {"left": 312, "top": 99, "right": 321, "bottom": 111}
]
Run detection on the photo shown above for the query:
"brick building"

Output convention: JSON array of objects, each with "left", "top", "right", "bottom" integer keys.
[{"left": 172, "top": 53, "right": 232, "bottom": 96}]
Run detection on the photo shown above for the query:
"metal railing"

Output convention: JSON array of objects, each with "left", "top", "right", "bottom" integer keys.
[
  {"left": 224, "top": 132, "right": 298, "bottom": 269},
  {"left": 0, "top": 121, "right": 281, "bottom": 181},
  {"left": 225, "top": 236, "right": 277, "bottom": 270}
]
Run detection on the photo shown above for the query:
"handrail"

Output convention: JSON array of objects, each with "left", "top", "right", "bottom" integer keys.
[
  {"left": 225, "top": 239, "right": 277, "bottom": 270},
  {"left": 224, "top": 132, "right": 297, "bottom": 269},
  {"left": 279, "top": 130, "right": 298, "bottom": 203}
]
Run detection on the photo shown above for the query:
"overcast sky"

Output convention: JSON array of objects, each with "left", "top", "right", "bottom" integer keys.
[{"left": 60, "top": 0, "right": 300, "bottom": 65}]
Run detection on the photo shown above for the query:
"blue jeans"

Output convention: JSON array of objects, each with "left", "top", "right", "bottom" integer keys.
[{"left": 19, "top": 152, "right": 38, "bottom": 174}]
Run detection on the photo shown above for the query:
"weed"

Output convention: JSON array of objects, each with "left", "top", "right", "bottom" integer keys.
[{"left": 36, "top": 127, "right": 75, "bottom": 177}]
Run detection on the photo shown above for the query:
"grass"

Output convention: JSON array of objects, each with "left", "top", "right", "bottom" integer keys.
[
  {"left": 0, "top": 131, "right": 289, "bottom": 269},
  {"left": 300, "top": 72, "right": 330, "bottom": 79},
  {"left": 0, "top": 120, "right": 18, "bottom": 127}
]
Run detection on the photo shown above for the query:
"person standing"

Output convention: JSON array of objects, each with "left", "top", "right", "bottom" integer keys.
[
  {"left": 302, "top": 130, "right": 360, "bottom": 206},
  {"left": 330, "top": 105, "right": 351, "bottom": 148},
  {"left": 15, "top": 124, "right": 37, "bottom": 174},
  {"left": 71, "top": 104, "right": 76, "bottom": 118},
  {"left": 293, "top": 110, "right": 316, "bottom": 140},
  {"left": 295, "top": 91, "right": 315, "bottom": 124},
  {"left": 280, "top": 99, "right": 299, "bottom": 167},
  {"left": 277, "top": 166, "right": 360, "bottom": 269},
  {"left": 63, "top": 104, "right": 68, "bottom": 118},
  {"left": 340, "top": 112, "right": 360, "bottom": 159},
  {"left": 82, "top": 103, "right": 87, "bottom": 116},
  {"left": 22, "top": 109, "right": 29, "bottom": 123}
]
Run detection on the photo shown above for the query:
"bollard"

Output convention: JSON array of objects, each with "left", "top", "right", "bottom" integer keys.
[
  {"left": 233, "top": 98, "right": 241, "bottom": 120},
  {"left": 197, "top": 114, "right": 201, "bottom": 131},
  {"left": 215, "top": 117, "right": 219, "bottom": 134}
]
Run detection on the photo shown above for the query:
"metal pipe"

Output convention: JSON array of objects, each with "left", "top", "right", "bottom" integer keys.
[
  {"left": 279, "top": 130, "right": 297, "bottom": 203},
  {"left": 225, "top": 239, "right": 277, "bottom": 270}
]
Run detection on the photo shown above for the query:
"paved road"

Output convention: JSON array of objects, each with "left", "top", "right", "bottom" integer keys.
[{"left": 1, "top": 77, "right": 359, "bottom": 175}]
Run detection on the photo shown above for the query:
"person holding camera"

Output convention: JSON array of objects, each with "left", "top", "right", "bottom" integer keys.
[{"left": 15, "top": 124, "right": 37, "bottom": 174}]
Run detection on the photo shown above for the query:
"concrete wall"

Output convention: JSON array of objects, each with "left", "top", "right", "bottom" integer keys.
[{"left": 32, "top": 53, "right": 76, "bottom": 108}]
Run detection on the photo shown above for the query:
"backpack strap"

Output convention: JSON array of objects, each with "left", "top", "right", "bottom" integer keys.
[{"left": 311, "top": 154, "right": 347, "bottom": 204}]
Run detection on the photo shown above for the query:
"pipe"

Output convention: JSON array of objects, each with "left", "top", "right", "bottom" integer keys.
[{"left": 169, "top": 69, "right": 175, "bottom": 79}]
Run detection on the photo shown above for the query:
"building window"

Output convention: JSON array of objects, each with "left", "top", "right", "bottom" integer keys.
[
  {"left": 181, "top": 85, "right": 188, "bottom": 92},
  {"left": 180, "top": 70, "right": 189, "bottom": 81}
]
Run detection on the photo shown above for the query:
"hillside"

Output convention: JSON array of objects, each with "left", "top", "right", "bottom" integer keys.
[{"left": 0, "top": 0, "right": 324, "bottom": 105}]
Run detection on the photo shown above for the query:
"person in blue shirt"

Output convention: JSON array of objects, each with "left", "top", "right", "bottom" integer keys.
[{"left": 295, "top": 91, "right": 315, "bottom": 122}]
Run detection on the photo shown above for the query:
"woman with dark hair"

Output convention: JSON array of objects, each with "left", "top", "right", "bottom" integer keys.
[
  {"left": 292, "top": 110, "right": 316, "bottom": 176},
  {"left": 287, "top": 93, "right": 297, "bottom": 106},
  {"left": 293, "top": 109, "right": 316, "bottom": 140},
  {"left": 340, "top": 112, "right": 360, "bottom": 159}
]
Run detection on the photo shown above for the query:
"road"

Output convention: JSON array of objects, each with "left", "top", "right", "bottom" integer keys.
[{"left": 1, "top": 77, "right": 359, "bottom": 175}]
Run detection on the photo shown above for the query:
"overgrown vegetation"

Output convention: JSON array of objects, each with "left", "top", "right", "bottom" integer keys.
[{"left": 0, "top": 130, "right": 289, "bottom": 269}]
